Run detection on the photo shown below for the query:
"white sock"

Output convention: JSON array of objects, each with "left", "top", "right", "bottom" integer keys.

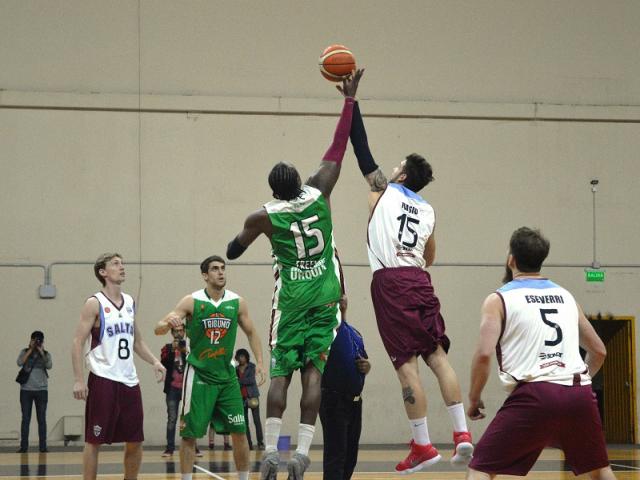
[
  {"left": 237, "top": 472, "right": 249, "bottom": 480},
  {"left": 409, "top": 417, "right": 430, "bottom": 446},
  {"left": 264, "top": 417, "right": 283, "bottom": 453},
  {"left": 295, "top": 423, "right": 315, "bottom": 456},
  {"left": 181, "top": 474, "right": 192, "bottom": 480},
  {"left": 447, "top": 403, "right": 468, "bottom": 432}
]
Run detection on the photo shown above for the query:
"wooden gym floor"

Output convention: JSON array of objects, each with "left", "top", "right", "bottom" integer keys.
[{"left": 1, "top": 445, "right": 639, "bottom": 479}]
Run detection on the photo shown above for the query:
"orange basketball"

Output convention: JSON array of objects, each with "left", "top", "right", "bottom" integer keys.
[{"left": 319, "top": 44, "right": 356, "bottom": 82}]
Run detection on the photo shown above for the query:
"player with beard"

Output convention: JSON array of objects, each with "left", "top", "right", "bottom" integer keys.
[
  {"left": 348, "top": 98, "right": 474, "bottom": 473},
  {"left": 466, "top": 227, "right": 613, "bottom": 479}
]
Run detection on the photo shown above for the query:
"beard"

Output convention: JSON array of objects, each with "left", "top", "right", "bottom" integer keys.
[{"left": 502, "top": 263, "right": 513, "bottom": 284}]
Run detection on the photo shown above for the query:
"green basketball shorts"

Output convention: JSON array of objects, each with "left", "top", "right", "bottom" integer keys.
[
  {"left": 269, "top": 301, "right": 341, "bottom": 377},
  {"left": 179, "top": 365, "right": 245, "bottom": 438}
]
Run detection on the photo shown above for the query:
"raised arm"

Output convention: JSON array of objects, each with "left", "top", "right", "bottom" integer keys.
[
  {"left": 155, "top": 294, "right": 194, "bottom": 336},
  {"left": 237, "top": 297, "right": 265, "bottom": 386},
  {"left": 227, "top": 209, "right": 271, "bottom": 260},
  {"left": 306, "top": 69, "right": 364, "bottom": 198},
  {"left": 72, "top": 297, "right": 99, "bottom": 400},
  {"left": 349, "top": 99, "right": 389, "bottom": 210}
]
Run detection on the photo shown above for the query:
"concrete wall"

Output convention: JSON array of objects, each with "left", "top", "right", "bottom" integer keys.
[{"left": 1, "top": 0, "right": 639, "bottom": 446}]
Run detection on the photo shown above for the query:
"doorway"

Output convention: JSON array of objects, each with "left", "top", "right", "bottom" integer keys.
[{"left": 587, "top": 315, "right": 637, "bottom": 443}]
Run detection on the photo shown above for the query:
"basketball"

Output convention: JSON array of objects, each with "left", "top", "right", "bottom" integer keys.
[{"left": 319, "top": 44, "right": 356, "bottom": 82}]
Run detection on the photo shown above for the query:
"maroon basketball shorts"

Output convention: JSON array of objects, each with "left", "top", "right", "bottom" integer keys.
[
  {"left": 370, "top": 266, "right": 450, "bottom": 369},
  {"left": 85, "top": 372, "right": 144, "bottom": 444},
  {"left": 469, "top": 381, "right": 609, "bottom": 476}
]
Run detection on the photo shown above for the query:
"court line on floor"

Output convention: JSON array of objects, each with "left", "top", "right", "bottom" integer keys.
[
  {"left": 610, "top": 463, "right": 640, "bottom": 471},
  {"left": 193, "top": 464, "right": 227, "bottom": 480}
]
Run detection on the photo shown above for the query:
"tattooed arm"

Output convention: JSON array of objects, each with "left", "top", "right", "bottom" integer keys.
[
  {"left": 365, "top": 169, "right": 387, "bottom": 211},
  {"left": 350, "top": 101, "right": 388, "bottom": 211}
]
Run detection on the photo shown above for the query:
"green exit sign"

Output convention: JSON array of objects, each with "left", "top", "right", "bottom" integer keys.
[{"left": 585, "top": 269, "right": 605, "bottom": 282}]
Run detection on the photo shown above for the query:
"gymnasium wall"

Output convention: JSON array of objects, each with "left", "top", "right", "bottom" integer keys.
[{"left": 1, "top": 0, "right": 639, "bottom": 446}]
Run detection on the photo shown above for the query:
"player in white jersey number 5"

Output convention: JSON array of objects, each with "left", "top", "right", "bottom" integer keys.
[
  {"left": 71, "top": 253, "right": 166, "bottom": 480},
  {"left": 467, "top": 227, "right": 614, "bottom": 479},
  {"left": 349, "top": 98, "right": 473, "bottom": 474}
]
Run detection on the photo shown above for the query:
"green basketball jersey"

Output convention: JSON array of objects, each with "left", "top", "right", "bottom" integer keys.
[
  {"left": 264, "top": 185, "right": 342, "bottom": 311},
  {"left": 186, "top": 289, "right": 240, "bottom": 384}
]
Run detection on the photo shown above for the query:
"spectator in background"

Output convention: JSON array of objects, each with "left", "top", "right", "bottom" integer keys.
[
  {"left": 320, "top": 296, "right": 371, "bottom": 480},
  {"left": 235, "top": 348, "right": 265, "bottom": 450},
  {"left": 17, "top": 330, "right": 53, "bottom": 453},
  {"left": 160, "top": 325, "right": 202, "bottom": 458}
]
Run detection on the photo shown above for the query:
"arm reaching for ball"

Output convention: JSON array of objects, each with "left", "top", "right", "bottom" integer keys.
[{"left": 307, "top": 69, "right": 364, "bottom": 199}]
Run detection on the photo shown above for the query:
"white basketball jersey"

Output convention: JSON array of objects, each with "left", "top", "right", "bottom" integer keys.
[
  {"left": 367, "top": 183, "right": 435, "bottom": 272},
  {"left": 86, "top": 291, "right": 139, "bottom": 386},
  {"left": 496, "top": 278, "right": 590, "bottom": 391}
]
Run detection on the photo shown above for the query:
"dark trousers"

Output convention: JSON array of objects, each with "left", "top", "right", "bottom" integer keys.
[
  {"left": 319, "top": 389, "right": 362, "bottom": 480},
  {"left": 243, "top": 402, "right": 264, "bottom": 448},
  {"left": 165, "top": 387, "right": 182, "bottom": 451},
  {"left": 20, "top": 390, "right": 48, "bottom": 451}
]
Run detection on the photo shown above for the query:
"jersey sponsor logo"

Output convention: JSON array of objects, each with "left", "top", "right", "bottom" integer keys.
[
  {"left": 539, "top": 359, "right": 566, "bottom": 369},
  {"left": 290, "top": 257, "right": 328, "bottom": 281},
  {"left": 126, "top": 307, "right": 133, "bottom": 314},
  {"left": 198, "top": 346, "right": 226, "bottom": 361},
  {"left": 105, "top": 321, "right": 134, "bottom": 338},
  {"left": 201, "top": 314, "right": 231, "bottom": 344},
  {"left": 539, "top": 351, "right": 565, "bottom": 368},
  {"left": 93, "top": 425, "right": 102, "bottom": 437},
  {"left": 227, "top": 413, "right": 245, "bottom": 426},
  {"left": 539, "top": 352, "right": 563, "bottom": 360}
]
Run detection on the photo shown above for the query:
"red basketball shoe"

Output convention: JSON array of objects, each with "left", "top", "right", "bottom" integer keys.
[
  {"left": 395, "top": 440, "right": 441, "bottom": 474},
  {"left": 451, "top": 431, "right": 474, "bottom": 465}
]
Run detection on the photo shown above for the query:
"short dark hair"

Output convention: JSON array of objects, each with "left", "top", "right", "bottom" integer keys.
[
  {"left": 268, "top": 162, "right": 303, "bottom": 201},
  {"left": 200, "top": 255, "right": 225, "bottom": 274},
  {"left": 235, "top": 348, "right": 250, "bottom": 361},
  {"left": 31, "top": 331, "right": 44, "bottom": 341},
  {"left": 509, "top": 227, "right": 550, "bottom": 273},
  {"left": 94, "top": 253, "right": 122, "bottom": 286},
  {"left": 402, "top": 153, "right": 434, "bottom": 193}
]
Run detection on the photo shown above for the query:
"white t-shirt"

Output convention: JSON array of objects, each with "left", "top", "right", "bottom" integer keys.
[
  {"left": 86, "top": 291, "right": 139, "bottom": 386},
  {"left": 367, "top": 183, "right": 435, "bottom": 272},
  {"left": 496, "top": 278, "right": 590, "bottom": 391}
]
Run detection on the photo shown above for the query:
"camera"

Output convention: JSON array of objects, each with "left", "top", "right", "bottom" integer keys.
[
  {"left": 35, "top": 338, "right": 43, "bottom": 347},
  {"left": 178, "top": 339, "right": 187, "bottom": 349}
]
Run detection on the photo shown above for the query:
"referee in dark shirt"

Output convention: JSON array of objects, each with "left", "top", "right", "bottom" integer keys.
[{"left": 320, "top": 295, "right": 371, "bottom": 480}]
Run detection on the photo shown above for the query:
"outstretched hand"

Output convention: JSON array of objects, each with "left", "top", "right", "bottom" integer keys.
[{"left": 336, "top": 68, "right": 365, "bottom": 98}]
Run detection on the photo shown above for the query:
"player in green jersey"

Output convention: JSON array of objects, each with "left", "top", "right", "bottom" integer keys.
[
  {"left": 155, "top": 255, "right": 264, "bottom": 480},
  {"left": 226, "top": 70, "right": 363, "bottom": 480}
]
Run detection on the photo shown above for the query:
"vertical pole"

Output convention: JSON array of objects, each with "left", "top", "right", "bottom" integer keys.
[{"left": 590, "top": 180, "right": 599, "bottom": 269}]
